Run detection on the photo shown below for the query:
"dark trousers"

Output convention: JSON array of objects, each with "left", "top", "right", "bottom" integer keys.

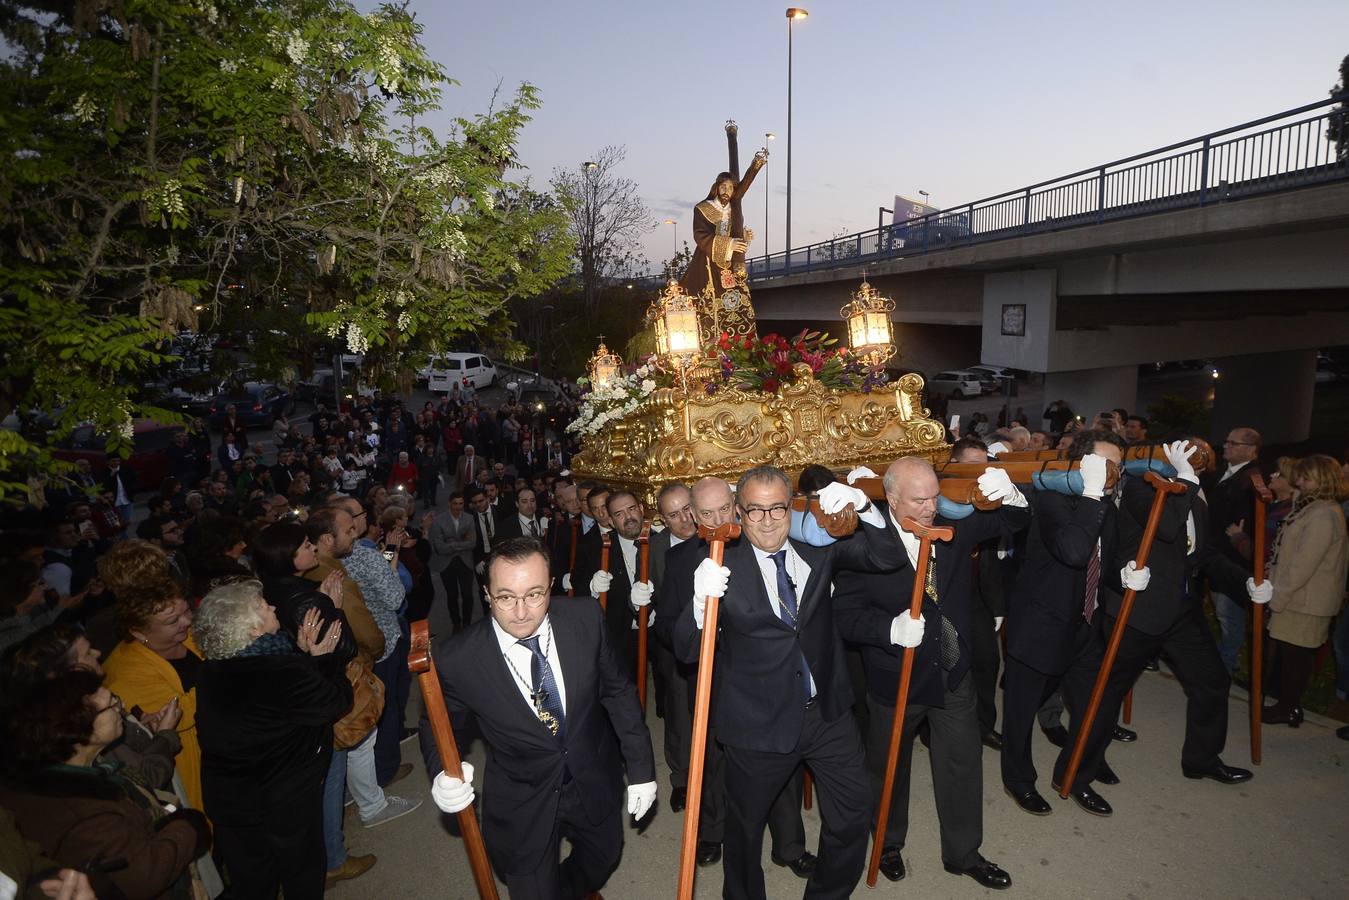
[
  {"left": 865, "top": 674, "right": 983, "bottom": 868},
  {"left": 1095, "top": 605, "right": 1230, "bottom": 770},
  {"left": 722, "top": 706, "right": 871, "bottom": 900},
  {"left": 969, "top": 604, "right": 1001, "bottom": 736},
  {"left": 500, "top": 778, "right": 622, "bottom": 900},
  {"left": 213, "top": 796, "right": 326, "bottom": 900},
  {"left": 439, "top": 559, "right": 476, "bottom": 628},
  {"left": 660, "top": 650, "right": 691, "bottom": 792},
  {"left": 1001, "top": 619, "right": 1106, "bottom": 793},
  {"left": 699, "top": 725, "right": 805, "bottom": 855},
  {"left": 374, "top": 619, "right": 411, "bottom": 785}
]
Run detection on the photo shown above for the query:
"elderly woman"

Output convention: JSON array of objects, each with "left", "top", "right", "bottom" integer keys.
[
  {"left": 1258, "top": 455, "right": 1349, "bottom": 726},
  {"left": 100, "top": 544, "right": 206, "bottom": 811},
  {"left": 0, "top": 670, "right": 211, "bottom": 899},
  {"left": 3, "top": 623, "right": 183, "bottom": 794},
  {"left": 194, "top": 580, "right": 351, "bottom": 900}
]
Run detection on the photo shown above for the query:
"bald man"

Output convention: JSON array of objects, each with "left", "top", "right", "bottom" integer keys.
[
  {"left": 1203, "top": 426, "right": 1262, "bottom": 674},
  {"left": 833, "top": 457, "right": 1028, "bottom": 889}
]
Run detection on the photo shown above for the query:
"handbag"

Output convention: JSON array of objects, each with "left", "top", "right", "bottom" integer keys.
[{"left": 333, "top": 655, "right": 385, "bottom": 750}]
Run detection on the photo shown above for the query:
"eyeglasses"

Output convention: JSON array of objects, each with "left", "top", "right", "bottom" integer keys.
[
  {"left": 489, "top": 589, "right": 550, "bottom": 611},
  {"left": 94, "top": 693, "right": 125, "bottom": 715},
  {"left": 1223, "top": 440, "right": 1256, "bottom": 446},
  {"left": 741, "top": 504, "right": 790, "bottom": 523}
]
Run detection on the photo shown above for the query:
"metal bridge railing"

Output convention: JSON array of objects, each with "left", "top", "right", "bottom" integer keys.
[{"left": 748, "top": 96, "right": 1349, "bottom": 280}]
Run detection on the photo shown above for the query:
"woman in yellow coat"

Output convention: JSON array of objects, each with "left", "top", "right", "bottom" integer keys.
[{"left": 103, "top": 574, "right": 206, "bottom": 811}]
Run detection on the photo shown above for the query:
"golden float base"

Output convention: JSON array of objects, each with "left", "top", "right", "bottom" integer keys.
[{"left": 570, "top": 367, "right": 949, "bottom": 505}]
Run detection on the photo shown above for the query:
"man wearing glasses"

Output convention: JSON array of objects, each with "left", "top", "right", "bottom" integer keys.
[
  {"left": 649, "top": 482, "right": 698, "bottom": 814},
  {"left": 424, "top": 536, "right": 656, "bottom": 900},
  {"left": 1203, "top": 427, "right": 1261, "bottom": 674},
  {"left": 673, "top": 465, "right": 905, "bottom": 900}
]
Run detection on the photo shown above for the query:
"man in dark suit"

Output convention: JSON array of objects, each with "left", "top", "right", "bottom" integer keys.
[
  {"left": 570, "top": 486, "right": 612, "bottom": 604},
  {"left": 1202, "top": 426, "right": 1261, "bottom": 674},
  {"left": 583, "top": 491, "right": 654, "bottom": 675},
  {"left": 455, "top": 443, "right": 487, "bottom": 493},
  {"left": 218, "top": 403, "right": 249, "bottom": 449},
  {"left": 496, "top": 488, "right": 549, "bottom": 541},
  {"left": 1001, "top": 428, "right": 1139, "bottom": 818},
  {"left": 1093, "top": 440, "right": 1253, "bottom": 788},
  {"left": 549, "top": 481, "right": 581, "bottom": 595},
  {"left": 673, "top": 466, "right": 906, "bottom": 900},
  {"left": 833, "top": 458, "right": 1026, "bottom": 889},
  {"left": 659, "top": 477, "right": 814, "bottom": 876},
  {"left": 424, "top": 536, "right": 656, "bottom": 899},
  {"left": 650, "top": 482, "right": 698, "bottom": 812},
  {"left": 467, "top": 487, "right": 497, "bottom": 617}
]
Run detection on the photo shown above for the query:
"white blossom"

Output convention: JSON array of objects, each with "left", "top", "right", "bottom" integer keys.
[
  {"left": 286, "top": 33, "right": 310, "bottom": 64},
  {"left": 346, "top": 321, "right": 369, "bottom": 354},
  {"left": 219, "top": 59, "right": 239, "bottom": 74},
  {"left": 72, "top": 93, "right": 98, "bottom": 124},
  {"left": 396, "top": 310, "right": 411, "bottom": 331}
]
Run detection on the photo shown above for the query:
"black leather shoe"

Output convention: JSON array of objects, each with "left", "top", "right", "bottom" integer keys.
[
  {"left": 1094, "top": 760, "right": 1120, "bottom": 786},
  {"left": 1041, "top": 724, "right": 1069, "bottom": 748},
  {"left": 944, "top": 859, "right": 1012, "bottom": 890},
  {"left": 1260, "top": 706, "right": 1303, "bottom": 727},
  {"left": 1144, "top": 658, "right": 1160, "bottom": 671},
  {"left": 771, "top": 851, "right": 816, "bottom": 878},
  {"left": 669, "top": 787, "right": 687, "bottom": 812},
  {"left": 695, "top": 842, "right": 721, "bottom": 866},
  {"left": 1053, "top": 782, "right": 1113, "bottom": 816},
  {"left": 1112, "top": 725, "right": 1138, "bottom": 742},
  {"left": 1004, "top": 786, "right": 1052, "bottom": 816},
  {"left": 1337, "top": 724, "right": 1349, "bottom": 741},
  {"left": 878, "top": 846, "right": 905, "bottom": 882},
  {"left": 982, "top": 730, "right": 1003, "bottom": 751},
  {"left": 1182, "top": 762, "right": 1253, "bottom": 785}
]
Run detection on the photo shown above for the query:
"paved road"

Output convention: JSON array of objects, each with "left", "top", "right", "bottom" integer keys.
[{"left": 328, "top": 637, "right": 1349, "bottom": 900}]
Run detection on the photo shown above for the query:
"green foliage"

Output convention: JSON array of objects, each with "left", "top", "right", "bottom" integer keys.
[
  {"left": 0, "top": 0, "right": 572, "bottom": 493},
  {"left": 1146, "top": 393, "right": 1211, "bottom": 439},
  {"left": 1329, "top": 53, "right": 1349, "bottom": 160}
]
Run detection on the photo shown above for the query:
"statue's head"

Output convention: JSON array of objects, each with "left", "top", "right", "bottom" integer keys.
[{"left": 706, "top": 172, "right": 735, "bottom": 203}]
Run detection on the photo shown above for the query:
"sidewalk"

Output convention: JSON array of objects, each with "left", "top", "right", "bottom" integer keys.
[{"left": 327, "top": 641, "right": 1349, "bottom": 900}]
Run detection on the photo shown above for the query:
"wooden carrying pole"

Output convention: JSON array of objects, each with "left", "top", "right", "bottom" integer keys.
[
  {"left": 598, "top": 533, "right": 611, "bottom": 613},
  {"left": 1249, "top": 472, "right": 1272, "bottom": 765},
  {"left": 677, "top": 522, "right": 741, "bottom": 900},
  {"left": 567, "top": 518, "right": 579, "bottom": 596},
  {"left": 408, "top": 620, "right": 500, "bottom": 900},
  {"left": 1122, "top": 690, "right": 1133, "bottom": 725},
  {"left": 1059, "top": 471, "right": 1187, "bottom": 797},
  {"left": 803, "top": 768, "right": 813, "bottom": 810},
  {"left": 866, "top": 517, "right": 955, "bottom": 889},
  {"left": 636, "top": 523, "right": 652, "bottom": 712}
]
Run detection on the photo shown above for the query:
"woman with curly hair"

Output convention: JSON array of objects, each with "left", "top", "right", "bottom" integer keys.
[
  {"left": 0, "top": 669, "right": 211, "bottom": 899},
  {"left": 99, "top": 542, "right": 206, "bottom": 811},
  {"left": 194, "top": 580, "right": 350, "bottom": 899},
  {"left": 1258, "top": 454, "right": 1349, "bottom": 726}
]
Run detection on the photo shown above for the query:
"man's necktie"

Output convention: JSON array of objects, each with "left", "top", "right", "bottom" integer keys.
[
  {"left": 1083, "top": 545, "right": 1101, "bottom": 623},
  {"left": 924, "top": 546, "right": 960, "bottom": 671},
  {"left": 770, "top": 550, "right": 814, "bottom": 701},
  {"left": 519, "top": 636, "right": 565, "bottom": 738},
  {"left": 529, "top": 519, "right": 538, "bottom": 538}
]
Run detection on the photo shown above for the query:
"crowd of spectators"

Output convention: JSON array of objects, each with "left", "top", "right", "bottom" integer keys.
[{"left": 0, "top": 385, "right": 584, "bottom": 897}]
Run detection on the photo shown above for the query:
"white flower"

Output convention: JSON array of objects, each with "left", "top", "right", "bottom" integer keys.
[
  {"left": 396, "top": 310, "right": 411, "bottom": 331},
  {"left": 640, "top": 379, "right": 655, "bottom": 393},
  {"left": 286, "top": 33, "right": 310, "bottom": 64},
  {"left": 346, "top": 321, "right": 369, "bottom": 354},
  {"left": 72, "top": 93, "right": 98, "bottom": 124},
  {"left": 219, "top": 59, "right": 238, "bottom": 74}
]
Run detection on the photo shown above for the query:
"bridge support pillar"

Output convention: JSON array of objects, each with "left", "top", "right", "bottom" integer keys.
[
  {"left": 1041, "top": 366, "right": 1138, "bottom": 431},
  {"left": 1211, "top": 350, "right": 1316, "bottom": 445}
]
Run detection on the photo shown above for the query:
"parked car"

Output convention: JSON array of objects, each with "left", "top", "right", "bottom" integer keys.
[
  {"left": 207, "top": 382, "right": 293, "bottom": 428},
  {"left": 51, "top": 419, "right": 183, "bottom": 488},
  {"left": 928, "top": 370, "right": 984, "bottom": 399},
  {"left": 967, "top": 364, "right": 1019, "bottom": 383},
  {"left": 422, "top": 353, "right": 497, "bottom": 392}
]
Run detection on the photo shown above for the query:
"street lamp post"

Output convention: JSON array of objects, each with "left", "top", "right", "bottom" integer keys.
[
  {"left": 785, "top": 7, "right": 807, "bottom": 273},
  {"left": 763, "top": 132, "right": 775, "bottom": 262},
  {"left": 918, "top": 189, "right": 931, "bottom": 209},
  {"left": 663, "top": 218, "right": 677, "bottom": 262}
]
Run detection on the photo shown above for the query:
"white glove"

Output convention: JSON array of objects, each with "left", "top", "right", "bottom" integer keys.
[
  {"left": 561, "top": 572, "right": 572, "bottom": 592},
  {"left": 1163, "top": 439, "right": 1199, "bottom": 484},
  {"left": 431, "top": 762, "right": 475, "bottom": 814},
  {"left": 817, "top": 481, "right": 868, "bottom": 514},
  {"left": 630, "top": 580, "right": 654, "bottom": 607},
  {"left": 1079, "top": 453, "right": 1109, "bottom": 500},
  {"left": 589, "top": 570, "right": 613, "bottom": 598},
  {"left": 890, "top": 613, "right": 926, "bottom": 648},
  {"left": 994, "top": 616, "right": 1004, "bottom": 632},
  {"left": 846, "top": 466, "right": 878, "bottom": 485},
  {"left": 1246, "top": 577, "right": 1273, "bottom": 605},
  {"left": 691, "top": 558, "right": 730, "bottom": 630},
  {"left": 977, "top": 467, "right": 1027, "bottom": 507},
  {"left": 1120, "top": 561, "right": 1151, "bottom": 592},
  {"left": 626, "top": 781, "right": 657, "bottom": 820}
]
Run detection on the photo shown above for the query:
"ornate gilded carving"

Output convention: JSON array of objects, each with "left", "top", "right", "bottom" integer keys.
[{"left": 571, "top": 365, "right": 949, "bottom": 507}]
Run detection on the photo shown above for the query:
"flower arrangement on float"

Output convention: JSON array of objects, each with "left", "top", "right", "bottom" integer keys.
[{"left": 710, "top": 329, "right": 887, "bottom": 394}]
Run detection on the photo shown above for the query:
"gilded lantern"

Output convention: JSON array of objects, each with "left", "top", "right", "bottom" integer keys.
[{"left": 840, "top": 280, "right": 897, "bottom": 366}]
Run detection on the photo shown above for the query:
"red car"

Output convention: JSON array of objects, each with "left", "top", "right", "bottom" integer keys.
[{"left": 51, "top": 419, "right": 184, "bottom": 489}]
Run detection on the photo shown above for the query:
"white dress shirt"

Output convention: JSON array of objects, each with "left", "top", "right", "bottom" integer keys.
[
  {"left": 1219, "top": 459, "right": 1251, "bottom": 483},
  {"left": 519, "top": 513, "right": 546, "bottom": 538},
  {"left": 751, "top": 542, "right": 816, "bottom": 698},
  {"left": 491, "top": 615, "right": 567, "bottom": 716}
]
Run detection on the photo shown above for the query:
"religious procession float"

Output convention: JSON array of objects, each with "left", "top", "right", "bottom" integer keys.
[{"left": 568, "top": 122, "right": 947, "bottom": 502}]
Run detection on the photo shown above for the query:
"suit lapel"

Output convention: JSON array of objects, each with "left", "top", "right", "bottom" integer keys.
[
  {"left": 479, "top": 621, "right": 558, "bottom": 746},
  {"left": 732, "top": 541, "right": 793, "bottom": 633}
]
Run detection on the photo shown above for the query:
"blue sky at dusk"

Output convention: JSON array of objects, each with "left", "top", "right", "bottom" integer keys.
[{"left": 367, "top": 1, "right": 1349, "bottom": 269}]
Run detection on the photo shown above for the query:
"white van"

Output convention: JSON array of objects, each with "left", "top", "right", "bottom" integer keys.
[{"left": 424, "top": 353, "right": 497, "bottom": 393}]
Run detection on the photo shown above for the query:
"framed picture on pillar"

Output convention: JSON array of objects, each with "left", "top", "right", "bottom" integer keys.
[{"left": 1001, "top": 304, "right": 1026, "bottom": 337}]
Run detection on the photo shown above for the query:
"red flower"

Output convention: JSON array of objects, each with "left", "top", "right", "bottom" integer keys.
[
  {"left": 762, "top": 333, "right": 779, "bottom": 345},
  {"left": 762, "top": 377, "right": 779, "bottom": 392}
]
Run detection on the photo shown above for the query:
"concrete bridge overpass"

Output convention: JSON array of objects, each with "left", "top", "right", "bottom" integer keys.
[{"left": 747, "top": 98, "right": 1349, "bottom": 442}]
